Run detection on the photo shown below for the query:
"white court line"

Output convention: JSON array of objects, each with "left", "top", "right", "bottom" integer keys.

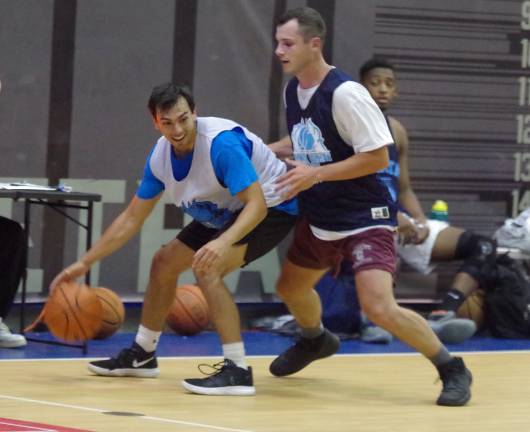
[{"left": 0, "top": 395, "right": 253, "bottom": 432}]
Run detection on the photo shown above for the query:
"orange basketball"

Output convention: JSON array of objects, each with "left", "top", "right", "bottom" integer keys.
[
  {"left": 93, "top": 287, "right": 125, "bottom": 339},
  {"left": 44, "top": 282, "right": 103, "bottom": 342},
  {"left": 457, "top": 289, "right": 486, "bottom": 330},
  {"left": 166, "top": 284, "right": 209, "bottom": 336}
]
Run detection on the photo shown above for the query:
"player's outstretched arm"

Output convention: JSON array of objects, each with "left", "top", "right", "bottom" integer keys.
[{"left": 49, "top": 194, "right": 161, "bottom": 292}]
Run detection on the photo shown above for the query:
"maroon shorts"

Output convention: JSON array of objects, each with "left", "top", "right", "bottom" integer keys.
[{"left": 287, "top": 218, "right": 397, "bottom": 275}]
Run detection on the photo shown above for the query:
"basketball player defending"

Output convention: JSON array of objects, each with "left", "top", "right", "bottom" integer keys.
[
  {"left": 269, "top": 7, "right": 472, "bottom": 406},
  {"left": 49, "top": 83, "right": 297, "bottom": 396}
]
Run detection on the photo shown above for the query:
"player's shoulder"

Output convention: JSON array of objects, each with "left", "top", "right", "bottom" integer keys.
[
  {"left": 387, "top": 115, "right": 408, "bottom": 150},
  {"left": 150, "top": 135, "right": 169, "bottom": 158},
  {"left": 197, "top": 117, "right": 239, "bottom": 138},
  {"left": 334, "top": 79, "right": 372, "bottom": 101},
  {"left": 388, "top": 115, "right": 407, "bottom": 137}
]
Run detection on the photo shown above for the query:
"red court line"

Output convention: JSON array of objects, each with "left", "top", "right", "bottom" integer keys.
[{"left": 0, "top": 418, "right": 92, "bottom": 432}]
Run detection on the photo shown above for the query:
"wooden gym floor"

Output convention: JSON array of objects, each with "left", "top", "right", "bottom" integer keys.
[{"left": 0, "top": 331, "right": 530, "bottom": 431}]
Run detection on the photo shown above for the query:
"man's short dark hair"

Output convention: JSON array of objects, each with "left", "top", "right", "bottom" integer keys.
[
  {"left": 147, "top": 83, "right": 195, "bottom": 117},
  {"left": 359, "top": 58, "right": 395, "bottom": 81},
  {"left": 278, "top": 7, "right": 326, "bottom": 44}
]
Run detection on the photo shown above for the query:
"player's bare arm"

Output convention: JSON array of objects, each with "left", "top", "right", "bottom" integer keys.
[
  {"left": 50, "top": 194, "right": 162, "bottom": 292},
  {"left": 390, "top": 116, "right": 429, "bottom": 243},
  {"left": 192, "top": 181, "right": 267, "bottom": 272},
  {"left": 392, "top": 117, "right": 425, "bottom": 222},
  {"left": 276, "top": 146, "right": 389, "bottom": 200},
  {"left": 268, "top": 135, "right": 293, "bottom": 159}
]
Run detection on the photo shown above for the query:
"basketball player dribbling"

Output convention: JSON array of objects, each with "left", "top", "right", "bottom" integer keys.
[{"left": 49, "top": 83, "right": 297, "bottom": 396}]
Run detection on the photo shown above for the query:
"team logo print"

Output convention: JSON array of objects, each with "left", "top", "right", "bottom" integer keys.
[
  {"left": 182, "top": 200, "right": 234, "bottom": 229},
  {"left": 352, "top": 243, "right": 374, "bottom": 268},
  {"left": 378, "top": 159, "right": 400, "bottom": 201},
  {"left": 291, "top": 118, "right": 332, "bottom": 166}
]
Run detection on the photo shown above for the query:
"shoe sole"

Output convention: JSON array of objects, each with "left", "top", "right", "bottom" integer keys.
[
  {"left": 430, "top": 319, "right": 477, "bottom": 344},
  {"left": 87, "top": 363, "right": 160, "bottom": 378},
  {"left": 0, "top": 340, "right": 27, "bottom": 348},
  {"left": 437, "top": 390, "right": 471, "bottom": 406},
  {"left": 181, "top": 380, "right": 256, "bottom": 396}
]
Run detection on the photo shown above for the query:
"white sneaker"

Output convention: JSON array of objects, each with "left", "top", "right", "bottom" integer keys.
[
  {"left": 0, "top": 318, "right": 27, "bottom": 348},
  {"left": 494, "top": 219, "right": 530, "bottom": 252}
]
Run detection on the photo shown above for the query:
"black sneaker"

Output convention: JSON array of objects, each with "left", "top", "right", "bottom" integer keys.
[
  {"left": 269, "top": 329, "right": 340, "bottom": 377},
  {"left": 436, "top": 357, "right": 472, "bottom": 406},
  {"left": 87, "top": 342, "right": 159, "bottom": 378},
  {"left": 182, "top": 359, "right": 255, "bottom": 396}
]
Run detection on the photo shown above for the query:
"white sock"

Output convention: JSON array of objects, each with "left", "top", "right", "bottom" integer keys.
[
  {"left": 222, "top": 341, "right": 247, "bottom": 369},
  {"left": 135, "top": 325, "right": 161, "bottom": 353}
]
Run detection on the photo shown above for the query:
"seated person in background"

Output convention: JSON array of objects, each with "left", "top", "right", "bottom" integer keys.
[
  {"left": 0, "top": 216, "right": 27, "bottom": 348},
  {"left": 359, "top": 57, "right": 497, "bottom": 333}
]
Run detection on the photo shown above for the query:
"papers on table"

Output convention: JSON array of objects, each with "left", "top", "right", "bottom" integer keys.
[{"left": 0, "top": 182, "right": 72, "bottom": 192}]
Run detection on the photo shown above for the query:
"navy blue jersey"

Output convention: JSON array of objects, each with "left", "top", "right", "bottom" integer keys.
[{"left": 285, "top": 68, "right": 397, "bottom": 231}]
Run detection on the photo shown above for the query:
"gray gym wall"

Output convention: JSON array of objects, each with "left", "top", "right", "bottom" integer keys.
[{"left": 0, "top": 0, "right": 526, "bottom": 301}]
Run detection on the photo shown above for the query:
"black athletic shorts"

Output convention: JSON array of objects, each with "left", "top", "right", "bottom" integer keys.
[{"left": 176, "top": 208, "right": 296, "bottom": 266}]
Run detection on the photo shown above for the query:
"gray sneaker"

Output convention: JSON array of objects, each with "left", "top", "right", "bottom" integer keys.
[
  {"left": 359, "top": 314, "right": 393, "bottom": 344},
  {"left": 0, "top": 319, "right": 26, "bottom": 348},
  {"left": 428, "top": 311, "right": 477, "bottom": 344}
]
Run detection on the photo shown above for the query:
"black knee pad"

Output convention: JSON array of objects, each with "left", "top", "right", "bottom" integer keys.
[{"left": 455, "top": 231, "right": 497, "bottom": 285}]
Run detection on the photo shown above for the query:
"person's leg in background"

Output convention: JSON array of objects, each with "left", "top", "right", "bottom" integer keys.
[
  {"left": 429, "top": 229, "right": 495, "bottom": 320},
  {"left": 0, "top": 216, "right": 27, "bottom": 348},
  {"left": 399, "top": 223, "right": 482, "bottom": 343}
]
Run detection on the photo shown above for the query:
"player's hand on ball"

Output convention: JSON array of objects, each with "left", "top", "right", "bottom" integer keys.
[{"left": 49, "top": 261, "right": 90, "bottom": 294}]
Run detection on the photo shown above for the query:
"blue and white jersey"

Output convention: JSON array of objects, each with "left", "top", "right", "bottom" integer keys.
[
  {"left": 285, "top": 68, "right": 397, "bottom": 237},
  {"left": 137, "top": 117, "right": 296, "bottom": 229}
]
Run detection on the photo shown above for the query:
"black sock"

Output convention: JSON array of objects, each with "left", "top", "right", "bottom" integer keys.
[{"left": 440, "top": 288, "right": 467, "bottom": 311}]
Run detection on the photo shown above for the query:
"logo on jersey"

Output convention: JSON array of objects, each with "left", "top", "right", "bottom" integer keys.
[
  {"left": 378, "top": 159, "right": 400, "bottom": 202},
  {"left": 182, "top": 200, "right": 234, "bottom": 229},
  {"left": 291, "top": 118, "right": 332, "bottom": 166},
  {"left": 371, "top": 206, "right": 390, "bottom": 219}
]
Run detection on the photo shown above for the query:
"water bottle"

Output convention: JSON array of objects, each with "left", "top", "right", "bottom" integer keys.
[{"left": 430, "top": 199, "right": 449, "bottom": 221}]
